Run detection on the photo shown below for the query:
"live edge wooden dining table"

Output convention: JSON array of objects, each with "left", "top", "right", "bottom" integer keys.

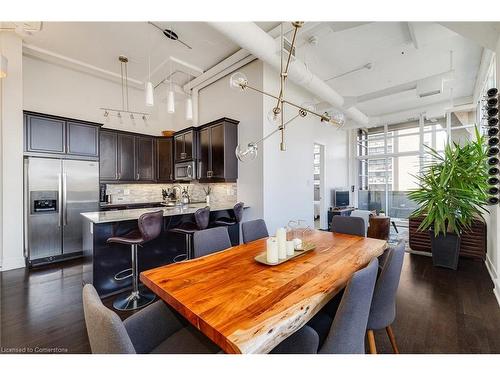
[{"left": 140, "top": 229, "right": 387, "bottom": 354}]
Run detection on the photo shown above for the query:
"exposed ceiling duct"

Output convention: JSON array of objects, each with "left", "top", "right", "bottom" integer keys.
[{"left": 208, "top": 22, "right": 370, "bottom": 125}]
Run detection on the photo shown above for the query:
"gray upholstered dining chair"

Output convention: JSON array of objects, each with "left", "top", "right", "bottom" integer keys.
[
  {"left": 271, "top": 257, "right": 379, "bottom": 354},
  {"left": 82, "top": 284, "right": 221, "bottom": 354},
  {"left": 193, "top": 227, "right": 232, "bottom": 258},
  {"left": 241, "top": 219, "right": 269, "bottom": 243},
  {"left": 331, "top": 216, "right": 366, "bottom": 237},
  {"left": 366, "top": 239, "right": 405, "bottom": 354}
]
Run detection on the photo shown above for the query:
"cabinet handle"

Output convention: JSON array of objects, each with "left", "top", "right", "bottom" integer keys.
[
  {"left": 118, "top": 172, "right": 121, "bottom": 180},
  {"left": 137, "top": 172, "right": 140, "bottom": 180},
  {"left": 207, "top": 171, "right": 213, "bottom": 178},
  {"left": 180, "top": 152, "right": 187, "bottom": 159}
]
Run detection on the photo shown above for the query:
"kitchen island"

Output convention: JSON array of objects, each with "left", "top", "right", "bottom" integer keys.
[{"left": 81, "top": 202, "right": 242, "bottom": 297}]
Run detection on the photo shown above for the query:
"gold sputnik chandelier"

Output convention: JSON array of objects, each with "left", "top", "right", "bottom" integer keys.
[{"left": 231, "top": 21, "right": 346, "bottom": 162}]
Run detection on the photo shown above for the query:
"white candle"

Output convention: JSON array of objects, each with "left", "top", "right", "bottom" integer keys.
[
  {"left": 286, "top": 240, "right": 295, "bottom": 256},
  {"left": 276, "top": 227, "right": 287, "bottom": 259},
  {"left": 293, "top": 238, "right": 303, "bottom": 250},
  {"left": 266, "top": 237, "right": 278, "bottom": 264}
]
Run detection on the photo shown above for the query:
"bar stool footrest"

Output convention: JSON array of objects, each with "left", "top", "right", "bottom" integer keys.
[{"left": 114, "top": 268, "right": 133, "bottom": 281}]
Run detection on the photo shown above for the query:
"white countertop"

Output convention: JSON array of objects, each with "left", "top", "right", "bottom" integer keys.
[{"left": 81, "top": 202, "right": 240, "bottom": 224}]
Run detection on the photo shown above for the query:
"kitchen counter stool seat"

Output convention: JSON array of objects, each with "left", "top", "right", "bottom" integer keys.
[
  {"left": 212, "top": 202, "right": 244, "bottom": 226},
  {"left": 169, "top": 206, "right": 210, "bottom": 262},
  {"left": 107, "top": 210, "right": 163, "bottom": 311}
]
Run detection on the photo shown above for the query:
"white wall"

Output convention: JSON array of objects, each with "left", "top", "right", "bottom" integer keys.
[
  {"left": 196, "top": 60, "right": 348, "bottom": 233},
  {"left": 23, "top": 55, "right": 189, "bottom": 135},
  {"left": 198, "top": 60, "right": 264, "bottom": 221},
  {"left": 0, "top": 33, "right": 25, "bottom": 271},
  {"left": 262, "top": 63, "right": 349, "bottom": 233}
]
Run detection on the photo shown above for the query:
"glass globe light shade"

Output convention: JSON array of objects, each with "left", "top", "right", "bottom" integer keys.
[
  {"left": 235, "top": 142, "right": 258, "bottom": 162},
  {"left": 330, "top": 111, "right": 346, "bottom": 127},
  {"left": 229, "top": 72, "right": 248, "bottom": 90},
  {"left": 266, "top": 107, "right": 281, "bottom": 127}
]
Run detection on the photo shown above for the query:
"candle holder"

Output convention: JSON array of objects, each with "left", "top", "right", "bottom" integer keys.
[{"left": 287, "top": 219, "right": 313, "bottom": 250}]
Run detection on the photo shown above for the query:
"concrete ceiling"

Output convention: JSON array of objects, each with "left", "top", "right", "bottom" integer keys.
[
  {"left": 294, "top": 22, "right": 485, "bottom": 119},
  {"left": 20, "top": 21, "right": 496, "bottom": 123},
  {"left": 22, "top": 21, "right": 279, "bottom": 86}
]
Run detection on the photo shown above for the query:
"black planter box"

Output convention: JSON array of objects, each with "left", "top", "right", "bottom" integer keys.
[{"left": 429, "top": 231, "right": 461, "bottom": 270}]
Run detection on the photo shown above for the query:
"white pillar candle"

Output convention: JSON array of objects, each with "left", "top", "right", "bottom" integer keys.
[
  {"left": 286, "top": 240, "right": 295, "bottom": 256},
  {"left": 266, "top": 237, "right": 278, "bottom": 264},
  {"left": 276, "top": 227, "right": 287, "bottom": 259},
  {"left": 293, "top": 238, "right": 303, "bottom": 250}
]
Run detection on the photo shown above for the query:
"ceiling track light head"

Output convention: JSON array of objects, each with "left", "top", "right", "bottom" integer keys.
[
  {"left": 298, "top": 108, "right": 307, "bottom": 117},
  {"left": 118, "top": 55, "right": 129, "bottom": 63},
  {"left": 292, "top": 21, "right": 305, "bottom": 28}
]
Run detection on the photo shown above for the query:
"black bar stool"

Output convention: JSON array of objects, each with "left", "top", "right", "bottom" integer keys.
[
  {"left": 211, "top": 202, "right": 244, "bottom": 227},
  {"left": 107, "top": 210, "right": 163, "bottom": 311},
  {"left": 169, "top": 206, "right": 210, "bottom": 262}
]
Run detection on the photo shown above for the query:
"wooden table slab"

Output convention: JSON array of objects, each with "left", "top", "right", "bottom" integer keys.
[{"left": 140, "top": 230, "right": 387, "bottom": 354}]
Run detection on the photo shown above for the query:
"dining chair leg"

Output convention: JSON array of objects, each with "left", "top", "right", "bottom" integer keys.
[
  {"left": 385, "top": 325, "right": 399, "bottom": 354},
  {"left": 367, "top": 330, "right": 377, "bottom": 354}
]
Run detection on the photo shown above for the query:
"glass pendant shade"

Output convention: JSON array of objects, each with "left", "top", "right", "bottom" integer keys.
[
  {"left": 145, "top": 81, "right": 154, "bottom": 107},
  {"left": 235, "top": 143, "right": 258, "bottom": 162},
  {"left": 266, "top": 107, "right": 281, "bottom": 127},
  {"left": 229, "top": 72, "right": 248, "bottom": 90},
  {"left": 330, "top": 111, "right": 346, "bottom": 127},
  {"left": 167, "top": 90, "right": 175, "bottom": 114},
  {"left": 185, "top": 96, "right": 193, "bottom": 121}
]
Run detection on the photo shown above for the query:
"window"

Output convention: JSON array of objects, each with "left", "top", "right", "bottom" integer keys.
[{"left": 355, "top": 111, "right": 479, "bottom": 220}]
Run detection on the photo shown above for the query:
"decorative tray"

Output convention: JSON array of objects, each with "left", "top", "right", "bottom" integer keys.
[{"left": 254, "top": 242, "right": 316, "bottom": 266}]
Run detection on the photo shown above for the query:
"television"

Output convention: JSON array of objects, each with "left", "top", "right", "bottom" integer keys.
[{"left": 334, "top": 190, "right": 350, "bottom": 208}]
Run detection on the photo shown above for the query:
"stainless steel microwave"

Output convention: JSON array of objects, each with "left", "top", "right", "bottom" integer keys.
[{"left": 174, "top": 161, "right": 197, "bottom": 181}]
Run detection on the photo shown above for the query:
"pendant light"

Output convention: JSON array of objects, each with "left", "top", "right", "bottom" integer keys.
[
  {"left": 167, "top": 60, "right": 175, "bottom": 114},
  {"left": 145, "top": 56, "right": 154, "bottom": 107}
]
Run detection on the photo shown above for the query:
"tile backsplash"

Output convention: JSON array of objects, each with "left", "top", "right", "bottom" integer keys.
[{"left": 105, "top": 182, "right": 237, "bottom": 205}]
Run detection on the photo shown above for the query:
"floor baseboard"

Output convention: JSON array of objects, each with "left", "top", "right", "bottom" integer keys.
[{"left": 485, "top": 257, "right": 500, "bottom": 308}]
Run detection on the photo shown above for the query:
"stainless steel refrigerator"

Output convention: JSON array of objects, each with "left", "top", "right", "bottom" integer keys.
[{"left": 24, "top": 157, "right": 99, "bottom": 266}]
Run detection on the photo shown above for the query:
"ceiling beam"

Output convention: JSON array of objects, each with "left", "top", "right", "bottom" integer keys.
[
  {"left": 406, "top": 22, "right": 419, "bottom": 49},
  {"left": 23, "top": 43, "right": 145, "bottom": 89}
]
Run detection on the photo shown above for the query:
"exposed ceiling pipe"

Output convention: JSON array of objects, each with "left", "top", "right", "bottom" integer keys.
[{"left": 208, "top": 22, "right": 370, "bottom": 125}]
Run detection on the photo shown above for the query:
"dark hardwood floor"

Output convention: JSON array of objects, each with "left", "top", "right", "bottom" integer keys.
[{"left": 1, "top": 253, "right": 499, "bottom": 354}]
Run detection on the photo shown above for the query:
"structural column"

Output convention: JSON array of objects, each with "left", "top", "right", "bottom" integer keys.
[{"left": 0, "top": 31, "right": 24, "bottom": 270}]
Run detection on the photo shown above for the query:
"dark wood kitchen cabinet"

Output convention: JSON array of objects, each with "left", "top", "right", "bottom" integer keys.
[
  {"left": 135, "top": 136, "right": 155, "bottom": 181},
  {"left": 117, "top": 134, "right": 136, "bottom": 181},
  {"left": 99, "top": 129, "right": 157, "bottom": 183},
  {"left": 24, "top": 112, "right": 100, "bottom": 159},
  {"left": 67, "top": 121, "right": 99, "bottom": 157},
  {"left": 156, "top": 137, "right": 174, "bottom": 182},
  {"left": 174, "top": 128, "right": 197, "bottom": 162},
  {"left": 25, "top": 114, "right": 66, "bottom": 154},
  {"left": 99, "top": 130, "right": 118, "bottom": 180},
  {"left": 198, "top": 118, "right": 239, "bottom": 183}
]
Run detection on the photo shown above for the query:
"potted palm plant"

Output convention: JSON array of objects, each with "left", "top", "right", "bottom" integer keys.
[{"left": 408, "top": 127, "right": 489, "bottom": 270}]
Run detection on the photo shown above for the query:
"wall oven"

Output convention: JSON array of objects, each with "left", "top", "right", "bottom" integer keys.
[{"left": 174, "top": 160, "right": 197, "bottom": 181}]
